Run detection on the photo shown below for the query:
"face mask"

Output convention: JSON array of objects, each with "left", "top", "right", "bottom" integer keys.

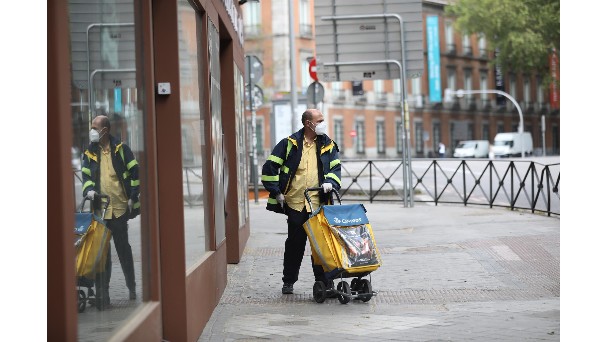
[
  {"left": 89, "top": 129, "right": 100, "bottom": 143},
  {"left": 313, "top": 121, "right": 327, "bottom": 135},
  {"left": 89, "top": 128, "right": 106, "bottom": 143}
]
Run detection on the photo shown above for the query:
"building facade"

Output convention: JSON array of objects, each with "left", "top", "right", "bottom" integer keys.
[
  {"left": 241, "top": 0, "right": 560, "bottom": 160},
  {"left": 49, "top": 0, "right": 250, "bottom": 340}
]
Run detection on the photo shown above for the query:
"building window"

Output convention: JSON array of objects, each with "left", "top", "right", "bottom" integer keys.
[
  {"left": 393, "top": 79, "right": 401, "bottom": 95},
  {"left": 332, "top": 82, "right": 344, "bottom": 100},
  {"left": 482, "top": 123, "right": 489, "bottom": 140},
  {"left": 450, "top": 122, "right": 458, "bottom": 153},
  {"left": 352, "top": 81, "right": 364, "bottom": 96},
  {"left": 509, "top": 74, "right": 517, "bottom": 99},
  {"left": 552, "top": 124, "right": 559, "bottom": 154},
  {"left": 243, "top": 1, "right": 261, "bottom": 36},
  {"left": 415, "top": 122, "right": 423, "bottom": 154},
  {"left": 497, "top": 122, "right": 504, "bottom": 134},
  {"left": 433, "top": 122, "right": 441, "bottom": 152},
  {"left": 480, "top": 71, "right": 488, "bottom": 106},
  {"left": 411, "top": 77, "right": 422, "bottom": 107},
  {"left": 396, "top": 121, "right": 403, "bottom": 154},
  {"left": 376, "top": 120, "right": 386, "bottom": 154},
  {"left": 374, "top": 79, "right": 385, "bottom": 101},
  {"left": 334, "top": 118, "right": 344, "bottom": 149},
  {"left": 468, "top": 123, "right": 474, "bottom": 140},
  {"left": 462, "top": 34, "right": 472, "bottom": 55},
  {"left": 299, "top": 0, "right": 312, "bottom": 38},
  {"left": 464, "top": 70, "right": 473, "bottom": 105},
  {"left": 478, "top": 33, "right": 487, "bottom": 57},
  {"left": 411, "top": 77, "right": 421, "bottom": 95},
  {"left": 524, "top": 77, "right": 531, "bottom": 109},
  {"left": 536, "top": 76, "right": 544, "bottom": 109},
  {"left": 447, "top": 68, "right": 456, "bottom": 92},
  {"left": 445, "top": 21, "right": 455, "bottom": 53},
  {"left": 356, "top": 120, "right": 365, "bottom": 154}
]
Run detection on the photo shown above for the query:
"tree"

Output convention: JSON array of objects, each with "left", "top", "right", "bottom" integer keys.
[{"left": 445, "top": 0, "right": 559, "bottom": 82}]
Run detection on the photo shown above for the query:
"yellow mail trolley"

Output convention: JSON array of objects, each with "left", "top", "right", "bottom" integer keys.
[{"left": 303, "top": 187, "right": 381, "bottom": 304}]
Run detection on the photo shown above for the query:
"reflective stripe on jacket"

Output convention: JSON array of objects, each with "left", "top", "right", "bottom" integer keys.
[{"left": 261, "top": 128, "right": 341, "bottom": 214}]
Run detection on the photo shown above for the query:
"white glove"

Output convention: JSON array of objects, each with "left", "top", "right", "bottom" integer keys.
[
  {"left": 322, "top": 183, "right": 333, "bottom": 193},
  {"left": 86, "top": 190, "right": 96, "bottom": 200},
  {"left": 128, "top": 199, "right": 134, "bottom": 212},
  {"left": 276, "top": 193, "right": 285, "bottom": 207}
]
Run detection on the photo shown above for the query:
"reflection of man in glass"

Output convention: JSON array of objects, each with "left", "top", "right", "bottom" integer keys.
[{"left": 82, "top": 115, "right": 140, "bottom": 310}]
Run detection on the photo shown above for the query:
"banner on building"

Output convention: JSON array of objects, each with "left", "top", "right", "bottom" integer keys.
[
  {"left": 549, "top": 48, "right": 560, "bottom": 109},
  {"left": 426, "top": 16, "right": 441, "bottom": 102}
]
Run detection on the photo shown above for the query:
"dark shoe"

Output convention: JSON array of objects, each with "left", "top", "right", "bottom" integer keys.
[
  {"left": 94, "top": 287, "right": 110, "bottom": 310},
  {"left": 281, "top": 283, "right": 294, "bottom": 294},
  {"left": 95, "top": 296, "right": 111, "bottom": 311},
  {"left": 129, "top": 290, "right": 136, "bottom": 300}
]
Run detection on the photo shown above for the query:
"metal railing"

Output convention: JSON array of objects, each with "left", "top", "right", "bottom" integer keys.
[
  {"left": 74, "top": 158, "right": 560, "bottom": 216},
  {"left": 339, "top": 158, "right": 560, "bottom": 216}
]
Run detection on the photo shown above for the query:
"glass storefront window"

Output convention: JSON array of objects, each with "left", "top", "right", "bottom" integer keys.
[
  {"left": 234, "top": 66, "right": 249, "bottom": 227},
  {"left": 177, "top": 0, "right": 209, "bottom": 267},
  {"left": 209, "top": 17, "right": 226, "bottom": 247},
  {"left": 68, "top": 0, "right": 146, "bottom": 339}
]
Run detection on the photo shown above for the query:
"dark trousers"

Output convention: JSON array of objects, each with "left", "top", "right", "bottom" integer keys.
[
  {"left": 282, "top": 205, "right": 326, "bottom": 285},
  {"left": 96, "top": 212, "right": 136, "bottom": 299}
]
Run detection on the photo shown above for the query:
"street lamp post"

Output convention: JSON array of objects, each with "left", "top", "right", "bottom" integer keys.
[{"left": 446, "top": 89, "right": 525, "bottom": 158}]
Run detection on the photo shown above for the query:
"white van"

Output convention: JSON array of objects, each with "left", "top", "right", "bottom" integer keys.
[
  {"left": 453, "top": 140, "right": 490, "bottom": 158},
  {"left": 493, "top": 132, "right": 533, "bottom": 157}
]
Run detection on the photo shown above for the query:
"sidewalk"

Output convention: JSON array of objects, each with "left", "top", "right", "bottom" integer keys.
[{"left": 199, "top": 200, "right": 560, "bottom": 341}]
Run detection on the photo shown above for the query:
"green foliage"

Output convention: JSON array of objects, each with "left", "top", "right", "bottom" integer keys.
[{"left": 445, "top": 0, "right": 559, "bottom": 80}]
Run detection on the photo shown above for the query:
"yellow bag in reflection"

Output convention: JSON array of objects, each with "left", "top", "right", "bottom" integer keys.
[{"left": 74, "top": 212, "right": 112, "bottom": 279}]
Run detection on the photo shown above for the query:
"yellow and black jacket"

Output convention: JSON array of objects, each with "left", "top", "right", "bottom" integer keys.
[
  {"left": 81, "top": 135, "right": 141, "bottom": 218},
  {"left": 262, "top": 128, "right": 341, "bottom": 214}
]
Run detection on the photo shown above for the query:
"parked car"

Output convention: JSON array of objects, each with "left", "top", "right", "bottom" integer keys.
[{"left": 453, "top": 140, "right": 490, "bottom": 158}]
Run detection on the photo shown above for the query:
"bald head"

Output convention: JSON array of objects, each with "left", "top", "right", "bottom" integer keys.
[
  {"left": 92, "top": 115, "right": 111, "bottom": 130},
  {"left": 301, "top": 109, "right": 322, "bottom": 125}
]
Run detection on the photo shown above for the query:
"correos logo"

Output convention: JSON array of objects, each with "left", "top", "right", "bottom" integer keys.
[{"left": 333, "top": 217, "right": 362, "bottom": 224}]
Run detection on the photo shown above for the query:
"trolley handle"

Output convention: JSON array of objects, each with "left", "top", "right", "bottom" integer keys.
[
  {"left": 79, "top": 193, "right": 110, "bottom": 217},
  {"left": 304, "top": 186, "right": 342, "bottom": 212}
]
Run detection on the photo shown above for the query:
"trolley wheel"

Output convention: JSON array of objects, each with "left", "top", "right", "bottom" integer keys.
[
  {"left": 313, "top": 281, "right": 327, "bottom": 303},
  {"left": 350, "top": 278, "right": 360, "bottom": 294},
  {"left": 337, "top": 281, "right": 351, "bottom": 304},
  {"left": 77, "top": 290, "right": 87, "bottom": 313},
  {"left": 359, "top": 279, "right": 373, "bottom": 302}
]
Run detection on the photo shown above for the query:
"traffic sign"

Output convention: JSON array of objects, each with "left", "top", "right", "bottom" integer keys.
[
  {"left": 306, "top": 81, "right": 324, "bottom": 106},
  {"left": 314, "top": 0, "right": 424, "bottom": 81},
  {"left": 309, "top": 58, "right": 318, "bottom": 81}
]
